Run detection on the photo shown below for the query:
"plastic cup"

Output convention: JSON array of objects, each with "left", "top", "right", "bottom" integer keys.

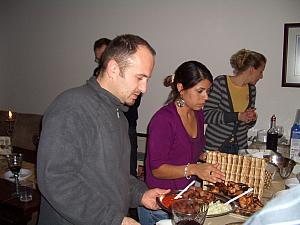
[
  {"left": 294, "top": 109, "right": 300, "bottom": 124},
  {"left": 19, "top": 180, "right": 33, "bottom": 202},
  {"left": 171, "top": 199, "right": 208, "bottom": 225}
]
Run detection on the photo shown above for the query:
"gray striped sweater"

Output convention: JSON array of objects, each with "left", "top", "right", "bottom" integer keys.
[{"left": 204, "top": 75, "right": 256, "bottom": 151}]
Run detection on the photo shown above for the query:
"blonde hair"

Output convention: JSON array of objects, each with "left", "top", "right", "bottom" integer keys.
[{"left": 230, "top": 49, "right": 266, "bottom": 75}]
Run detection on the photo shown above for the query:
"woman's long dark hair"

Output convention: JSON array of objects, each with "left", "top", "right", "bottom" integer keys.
[{"left": 164, "top": 61, "right": 213, "bottom": 104}]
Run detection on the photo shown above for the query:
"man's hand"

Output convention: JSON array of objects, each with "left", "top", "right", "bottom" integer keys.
[
  {"left": 121, "top": 217, "right": 140, "bottom": 225},
  {"left": 141, "top": 188, "right": 170, "bottom": 210}
]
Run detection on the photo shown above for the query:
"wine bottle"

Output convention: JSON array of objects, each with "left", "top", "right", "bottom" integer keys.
[{"left": 266, "top": 114, "right": 278, "bottom": 151}]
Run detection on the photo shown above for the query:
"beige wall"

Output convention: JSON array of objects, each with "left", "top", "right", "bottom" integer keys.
[{"left": 0, "top": 0, "right": 300, "bottom": 138}]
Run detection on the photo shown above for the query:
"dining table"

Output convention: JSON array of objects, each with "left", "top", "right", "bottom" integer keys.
[
  {"left": 157, "top": 168, "right": 289, "bottom": 225},
  {"left": 203, "top": 172, "right": 286, "bottom": 225},
  {"left": 205, "top": 143, "right": 292, "bottom": 224},
  {"left": 158, "top": 142, "right": 294, "bottom": 225},
  {"left": 0, "top": 155, "right": 40, "bottom": 225},
  {"left": 0, "top": 142, "right": 294, "bottom": 225}
]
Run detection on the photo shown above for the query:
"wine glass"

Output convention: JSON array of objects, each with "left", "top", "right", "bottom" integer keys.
[
  {"left": 171, "top": 199, "right": 208, "bottom": 225},
  {"left": 0, "top": 138, "right": 5, "bottom": 149},
  {"left": 6, "top": 153, "right": 23, "bottom": 196},
  {"left": 275, "top": 126, "right": 284, "bottom": 139}
]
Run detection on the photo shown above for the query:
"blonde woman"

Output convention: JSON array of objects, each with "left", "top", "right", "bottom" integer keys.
[{"left": 204, "top": 49, "right": 267, "bottom": 154}]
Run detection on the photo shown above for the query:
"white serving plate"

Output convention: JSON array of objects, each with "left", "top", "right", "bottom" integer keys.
[{"left": 156, "top": 219, "right": 172, "bottom": 225}]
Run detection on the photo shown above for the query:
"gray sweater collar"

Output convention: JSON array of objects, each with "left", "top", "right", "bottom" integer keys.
[{"left": 87, "top": 76, "right": 128, "bottom": 112}]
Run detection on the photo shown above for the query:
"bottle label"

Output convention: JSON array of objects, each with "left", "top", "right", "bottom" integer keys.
[
  {"left": 290, "top": 130, "right": 300, "bottom": 163},
  {"left": 291, "top": 131, "right": 300, "bottom": 139}
]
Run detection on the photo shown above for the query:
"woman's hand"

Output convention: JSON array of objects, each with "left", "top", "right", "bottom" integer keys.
[
  {"left": 238, "top": 108, "right": 257, "bottom": 123},
  {"left": 189, "top": 163, "right": 225, "bottom": 183},
  {"left": 199, "top": 152, "right": 207, "bottom": 161}
]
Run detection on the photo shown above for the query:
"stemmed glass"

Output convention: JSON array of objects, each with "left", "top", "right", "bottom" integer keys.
[
  {"left": 275, "top": 125, "right": 284, "bottom": 139},
  {"left": 172, "top": 199, "right": 208, "bottom": 225},
  {"left": 0, "top": 139, "right": 5, "bottom": 150},
  {"left": 275, "top": 125, "right": 286, "bottom": 145},
  {"left": 6, "top": 153, "right": 23, "bottom": 196}
]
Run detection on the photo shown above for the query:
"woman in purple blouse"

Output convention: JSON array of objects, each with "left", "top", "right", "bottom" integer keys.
[{"left": 138, "top": 61, "right": 225, "bottom": 225}]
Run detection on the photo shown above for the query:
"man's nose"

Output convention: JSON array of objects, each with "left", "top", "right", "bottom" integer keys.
[{"left": 139, "top": 80, "right": 147, "bottom": 94}]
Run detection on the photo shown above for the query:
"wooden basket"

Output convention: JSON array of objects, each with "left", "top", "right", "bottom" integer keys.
[{"left": 204, "top": 151, "right": 270, "bottom": 199}]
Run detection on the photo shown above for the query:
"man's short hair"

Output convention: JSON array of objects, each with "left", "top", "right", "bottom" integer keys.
[
  {"left": 98, "top": 34, "right": 156, "bottom": 78},
  {"left": 93, "top": 38, "right": 111, "bottom": 51}
]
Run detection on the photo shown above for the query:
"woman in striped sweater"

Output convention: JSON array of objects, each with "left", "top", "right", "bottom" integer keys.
[{"left": 204, "top": 49, "right": 267, "bottom": 154}]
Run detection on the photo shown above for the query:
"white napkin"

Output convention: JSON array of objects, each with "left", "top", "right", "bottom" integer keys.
[
  {"left": 3, "top": 168, "right": 32, "bottom": 181},
  {"left": 0, "top": 136, "right": 12, "bottom": 155},
  {"left": 0, "top": 147, "right": 12, "bottom": 155},
  {"left": 156, "top": 219, "right": 172, "bottom": 225}
]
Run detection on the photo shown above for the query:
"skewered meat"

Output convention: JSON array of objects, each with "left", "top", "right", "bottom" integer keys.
[
  {"left": 209, "top": 181, "right": 263, "bottom": 215},
  {"left": 162, "top": 186, "right": 216, "bottom": 210},
  {"left": 182, "top": 186, "right": 215, "bottom": 203}
]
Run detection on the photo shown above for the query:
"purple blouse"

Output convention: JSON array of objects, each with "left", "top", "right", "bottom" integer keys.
[{"left": 145, "top": 103, "right": 205, "bottom": 190}]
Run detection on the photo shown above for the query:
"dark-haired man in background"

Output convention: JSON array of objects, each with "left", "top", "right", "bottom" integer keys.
[{"left": 93, "top": 37, "right": 111, "bottom": 77}]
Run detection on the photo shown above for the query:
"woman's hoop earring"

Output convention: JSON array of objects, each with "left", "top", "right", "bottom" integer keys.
[{"left": 176, "top": 96, "right": 185, "bottom": 107}]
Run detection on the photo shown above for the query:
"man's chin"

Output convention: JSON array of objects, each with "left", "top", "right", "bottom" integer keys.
[{"left": 125, "top": 99, "right": 135, "bottom": 106}]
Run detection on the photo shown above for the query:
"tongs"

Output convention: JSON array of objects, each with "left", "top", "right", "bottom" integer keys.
[{"left": 174, "top": 180, "right": 195, "bottom": 200}]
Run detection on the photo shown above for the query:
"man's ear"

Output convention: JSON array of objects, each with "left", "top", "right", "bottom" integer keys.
[
  {"left": 106, "top": 59, "right": 120, "bottom": 79},
  {"left": 176, "top": 83, "right": 183, "bottom": 92}
]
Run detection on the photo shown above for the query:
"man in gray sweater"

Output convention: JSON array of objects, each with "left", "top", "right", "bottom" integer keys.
[{"left": 37, "top": 34, "right": 168, "bottom": 225}]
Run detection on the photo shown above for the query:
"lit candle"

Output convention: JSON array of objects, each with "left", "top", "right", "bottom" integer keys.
[{"left": 8, "top": 111, "right": 13, "bottom": 120}]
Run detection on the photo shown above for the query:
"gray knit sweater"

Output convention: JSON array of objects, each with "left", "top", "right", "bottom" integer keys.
[
  {"left": 204, "top": 75, "right": 256, "bottom": 151},
  {"left": 37, "top": 77, "right": 147, "bottom": 225}
]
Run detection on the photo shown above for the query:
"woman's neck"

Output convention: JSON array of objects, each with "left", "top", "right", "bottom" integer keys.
[
  {"left": 176, "top": 104, "right": 194, "bottom": 118},
  {"left": 176, "top": 103, "right": 197, "bottom": 138},
  {"left": 230, "top": 73, "right": 249, "bottom": 87}
]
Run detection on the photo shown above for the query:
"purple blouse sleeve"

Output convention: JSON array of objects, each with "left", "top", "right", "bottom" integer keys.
[{"left": 147, "top": 110, "right": 174, "bottom": 170}]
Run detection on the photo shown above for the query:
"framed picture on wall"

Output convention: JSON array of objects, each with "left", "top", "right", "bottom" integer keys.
[{"left": 282, "top": 23, "right": 300, "bottom": 87}]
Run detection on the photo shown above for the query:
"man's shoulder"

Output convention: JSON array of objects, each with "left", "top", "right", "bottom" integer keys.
[
  {"left": 55, "top": 84, "right": 94, "bottom": 104},
  {"left": 45, "top": 84, "right": 94, "bottom": 115}
]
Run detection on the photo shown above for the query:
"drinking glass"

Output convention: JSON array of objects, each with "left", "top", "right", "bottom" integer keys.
[
  {"left": 6, "top": 153, "right": 23, "bottom": 196},
  {"left": 0, "top": 140, "right": 5, "bottom": 150},
  {"left": 276, "top": 126, "right": 284, "bottom": 139},
  {"left": 19, "top": 180, "right": 33, "bottom": 202},
  {"left": 171, "top": 199, "right": 208, "bottom": 225}
]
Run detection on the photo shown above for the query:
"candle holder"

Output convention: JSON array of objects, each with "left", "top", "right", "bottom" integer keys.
[{"left": 5, "top": 119, "right": 15, "bottom": 136}]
